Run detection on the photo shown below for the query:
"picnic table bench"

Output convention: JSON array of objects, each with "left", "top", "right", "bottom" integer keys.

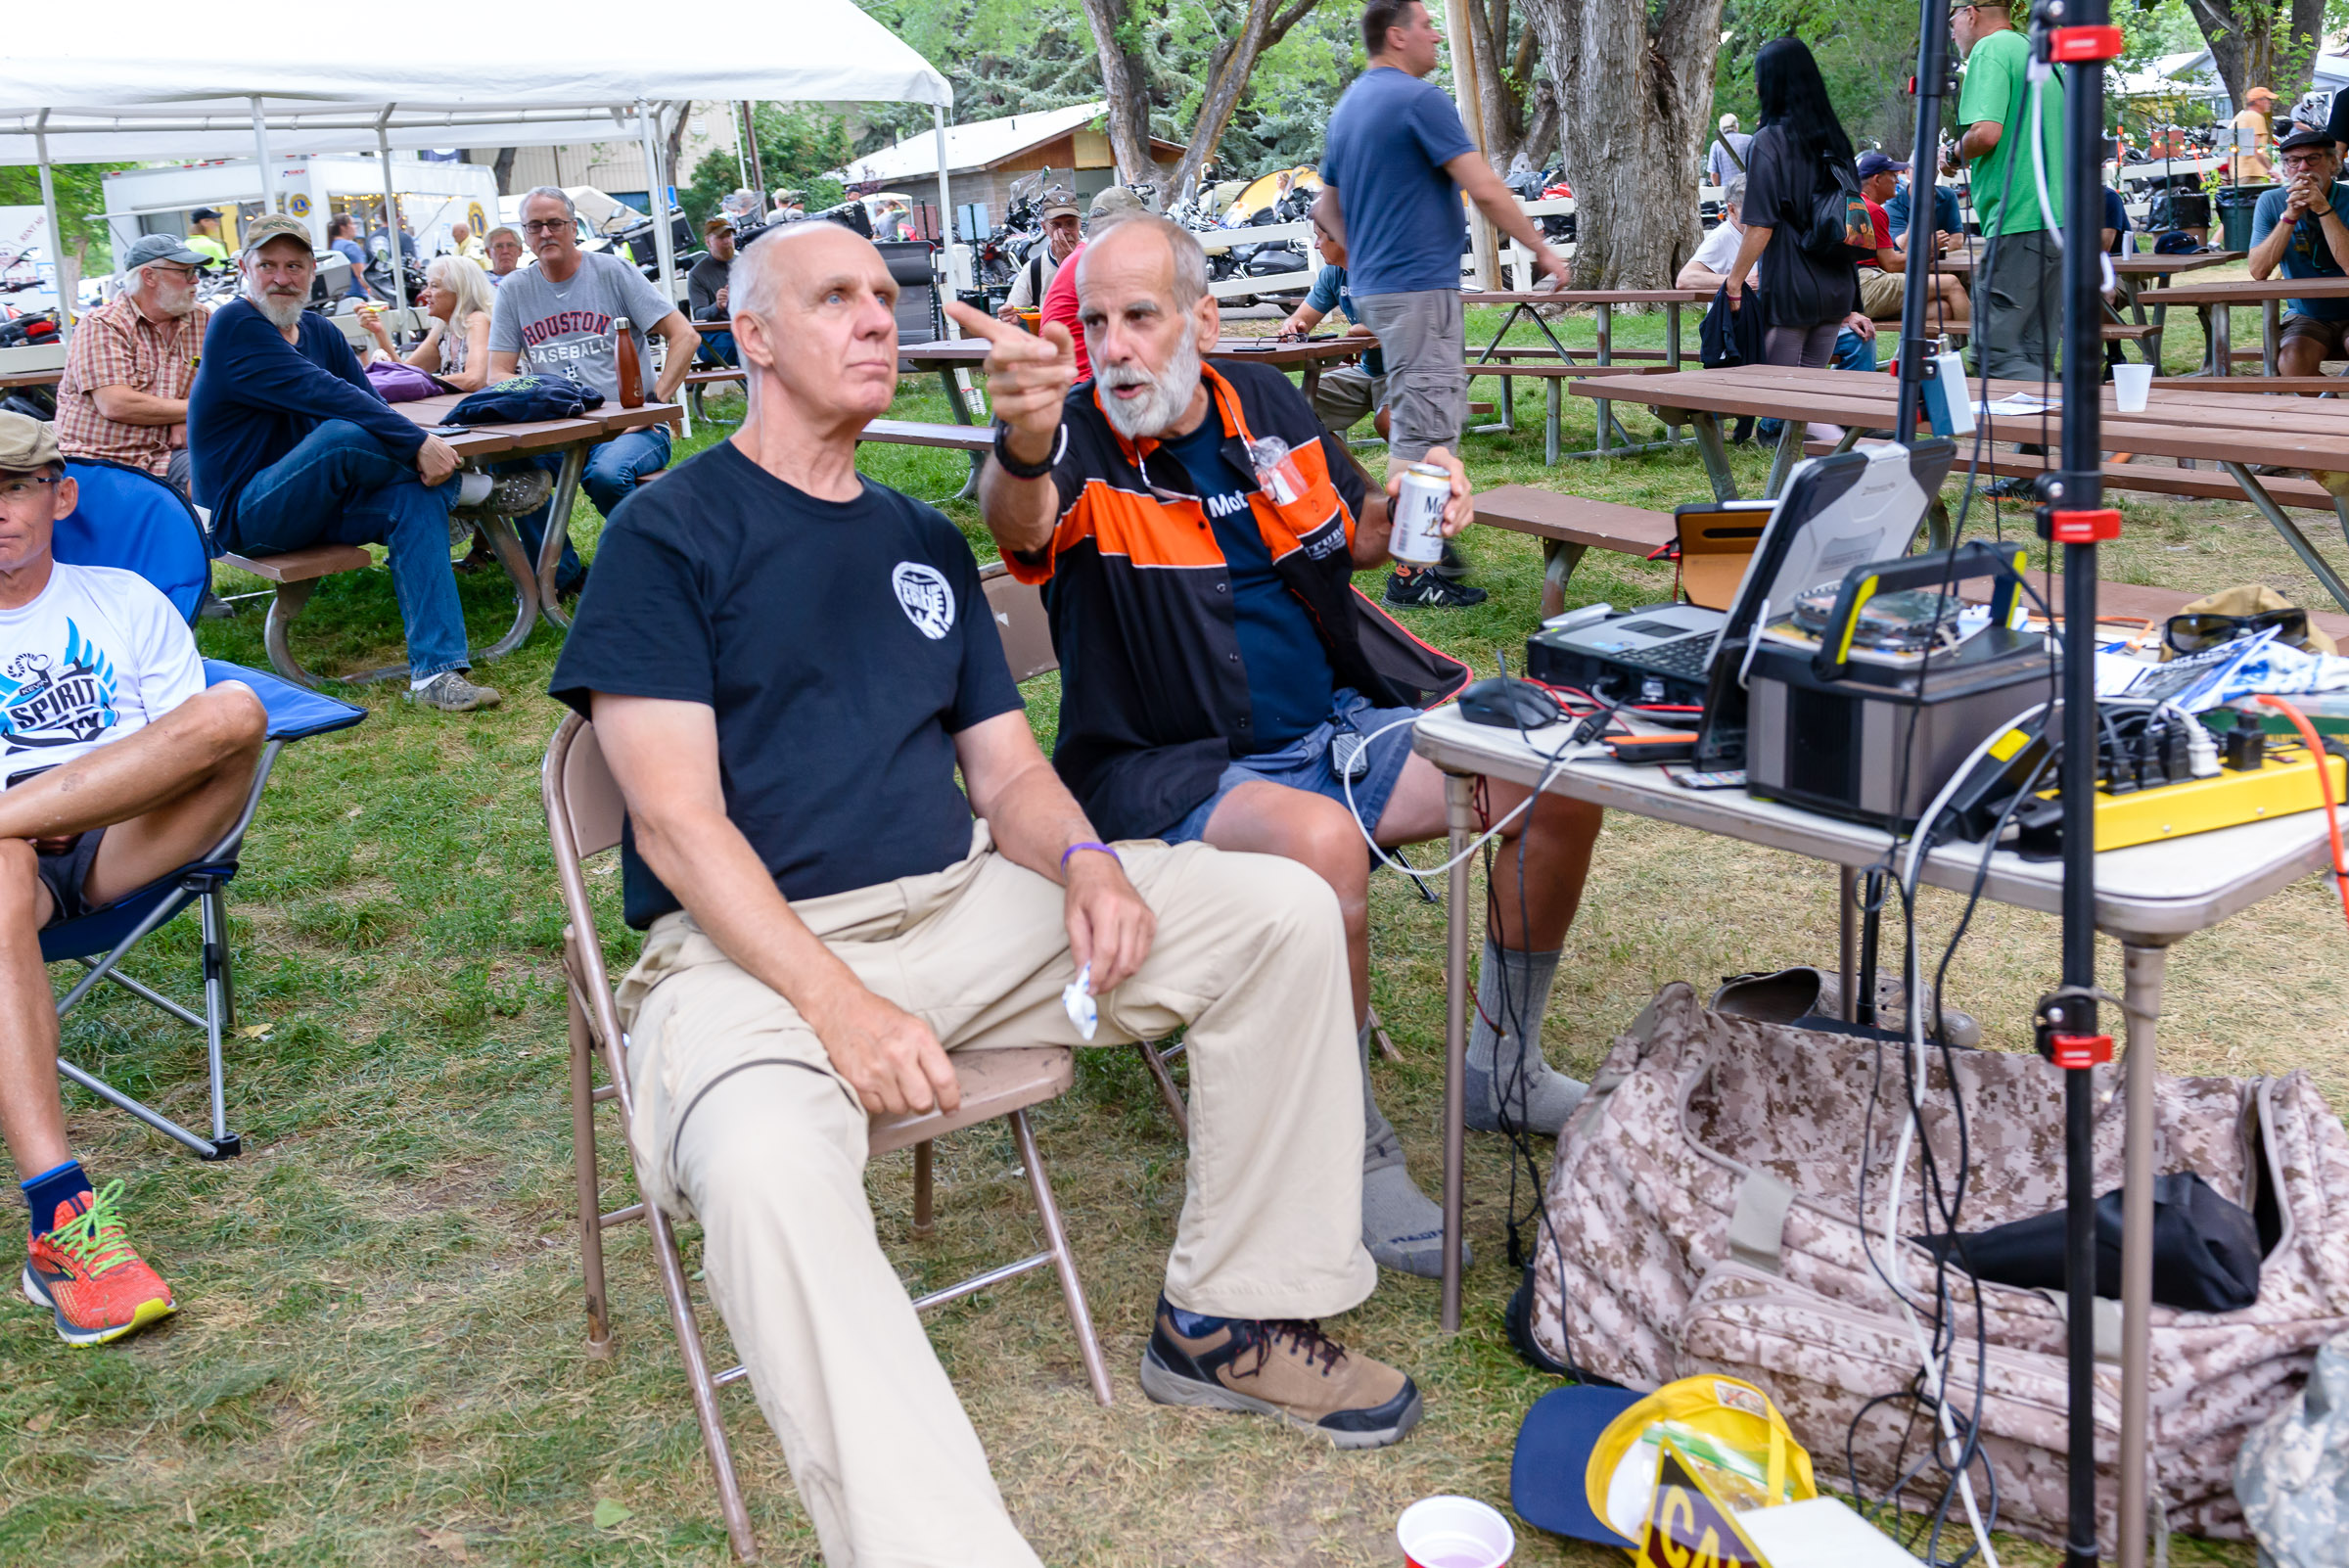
[{"left": 2141, "top": 275, "right": 2349, "bottom": 377}]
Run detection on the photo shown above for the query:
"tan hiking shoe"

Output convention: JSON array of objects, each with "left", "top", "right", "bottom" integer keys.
[{"left": 1139, "top": 1296, "right": 1422, "bottom": 1449}]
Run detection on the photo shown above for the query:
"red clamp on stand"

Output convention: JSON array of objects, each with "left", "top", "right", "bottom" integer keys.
[
  {"left": 2047, "top": 1033, "right": 2115, "bottom": 1069},
  {"left": 2047, "top": 24, "right": 2124, "bottom": 62},
  {"left": 2038, "top": 506, "right": 2122, "bottom": 543}
]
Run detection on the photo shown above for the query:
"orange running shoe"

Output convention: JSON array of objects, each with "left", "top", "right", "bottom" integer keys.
[{"left": 21, "top": 1181, "right": 177, "bottom": 1346}]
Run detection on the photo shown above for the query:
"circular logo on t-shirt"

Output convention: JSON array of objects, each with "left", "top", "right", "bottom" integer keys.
[{"left": 892, "top": 563, "right": 956, "bottom": 640}]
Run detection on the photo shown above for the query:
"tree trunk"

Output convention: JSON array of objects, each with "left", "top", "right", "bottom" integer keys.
[
  {"left": 1524, "top": 0, "right": 1726, "bottom": 286},
  {"left": 1168, "top": 0, "right": 1324, "bottom": 202},
  {"left": 491, "top": 148, "right": 519, "bottom": 195},
  {"left": 1078, "top": 0, "right": 1161, "bottom": 184},
  {"left": 663, "top": 102, "right": 692, "bottom": 205},
  {"left": 2186, "top": 0, "right": 2326, "bottom": 113}
]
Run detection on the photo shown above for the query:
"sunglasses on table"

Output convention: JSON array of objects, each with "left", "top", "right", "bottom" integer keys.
[{"left": 2164, "top": 607, "right": 2309, "bottom": 655}]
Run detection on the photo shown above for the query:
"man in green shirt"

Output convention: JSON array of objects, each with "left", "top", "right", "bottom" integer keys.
[{"left": 1954, "top": 0, "right": 2064, "bottom": 380}]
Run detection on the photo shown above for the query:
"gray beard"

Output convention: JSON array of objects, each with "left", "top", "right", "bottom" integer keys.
[
  {"left": 1096, "top": 332, "right": 1202, "bottom": 440},
  {"left": 250, "top": 290, "right": 306, "bottom": 330}
]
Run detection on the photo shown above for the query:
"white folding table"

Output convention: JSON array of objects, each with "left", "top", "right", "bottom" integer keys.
[{"left": 1411, "top": 703, "right": 2349, "bottom": 1567}]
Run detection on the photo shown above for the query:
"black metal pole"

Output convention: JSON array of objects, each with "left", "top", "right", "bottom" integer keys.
[
  {"left": 2050, "top": 0, "right": 2114, "bottom": 1560},
  {"left": 1894, "top": 1, "right": 1953, "bottom": 442}
]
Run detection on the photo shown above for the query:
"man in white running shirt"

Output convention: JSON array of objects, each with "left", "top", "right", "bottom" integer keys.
[{"left": 0, "top": 411, "right": 266, "bottom": 1347}]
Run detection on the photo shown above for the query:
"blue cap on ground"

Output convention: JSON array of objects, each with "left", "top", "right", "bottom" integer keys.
[{"left": 1508, "top": 1382, "right": 1645, "bottom": 1547}]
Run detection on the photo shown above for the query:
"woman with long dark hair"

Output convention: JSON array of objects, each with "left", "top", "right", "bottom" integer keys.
[{"left": 1724, "top": 36, "right": 1873, "bottom": 397}]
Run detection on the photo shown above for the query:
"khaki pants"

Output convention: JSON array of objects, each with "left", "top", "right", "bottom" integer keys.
[{"left": 614, "top": 827, "right": 1373, "bottom": 1568}]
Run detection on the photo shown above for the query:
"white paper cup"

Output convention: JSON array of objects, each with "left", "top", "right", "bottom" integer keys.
[
  {"left": 1397, "top": 1496, "right": 1515, "bottom": 1568},
  {"left": 2113, "top": 362, "right": 2153, "bottom": 413}
]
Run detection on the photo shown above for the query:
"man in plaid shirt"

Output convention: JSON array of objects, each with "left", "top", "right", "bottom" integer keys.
[{"left": 57, "top": 235, "right": 212, "bottom": 496}]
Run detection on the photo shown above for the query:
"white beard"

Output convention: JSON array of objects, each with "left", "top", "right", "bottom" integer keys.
[
  {"left": 1096, "top": 331, "right": 1202, "bottom": 440},
  {"left": 250, "top": 288, "right": 306, "bottom": 330}
]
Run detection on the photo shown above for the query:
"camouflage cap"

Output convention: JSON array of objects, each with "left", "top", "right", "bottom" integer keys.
[
  {"left": 0, "top": 410, "right": 60, "bottom": 474},
  {"left": 1088, "top": 186, "right": 1148, "bottom": 221},
  {"left": 239, "top": 213, "right": 315, "bottom": 258}
]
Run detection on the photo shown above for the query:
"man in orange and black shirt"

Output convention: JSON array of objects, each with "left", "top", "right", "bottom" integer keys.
[{"left": 950, "top": 216, "right": 1604, "bottom": 1282}]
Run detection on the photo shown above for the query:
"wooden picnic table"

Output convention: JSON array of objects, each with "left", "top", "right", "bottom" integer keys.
[
  {"left": 402, "top": 393, "right": 681, "bottom": 632},
  {"left": 0, "top": 366, "right": 61, "bottom": 392},
  {"left": 1568, "top": 363, "right": 2349, "bottom": 611},
  {"left": 1460, "top": 287, "right": 1709, "bottom": 458},
  {"left": 2140, "top": 274, "right": 2349, "bottom": 377},
  {"left": 1936, "top": 249, "right": 2240, "bottom": 368}
]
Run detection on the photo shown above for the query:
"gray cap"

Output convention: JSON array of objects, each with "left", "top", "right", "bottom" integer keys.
[
  {"left": 0, "top": 411, "right": 60, "bottom": 474},
  {"left": 119, "top": 233, "right": 207, "bottom": 272},
  {"left": 1089, "top": 186, "right": 1148, "bottom": 220},
  {"left": 238, "top": 214, "right": 314, "bottom": 258}
]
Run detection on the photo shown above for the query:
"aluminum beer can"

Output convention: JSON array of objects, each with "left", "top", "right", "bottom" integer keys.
[{"left": 1389, "top": 462, "right": 1451, "bottom": 564}]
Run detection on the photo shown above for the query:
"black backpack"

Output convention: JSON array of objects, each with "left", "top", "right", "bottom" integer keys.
[{"left": 1802, "top": 155, "right": 1874, "bottom": 259}]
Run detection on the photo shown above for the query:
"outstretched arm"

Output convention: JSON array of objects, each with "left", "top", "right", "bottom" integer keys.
[{"left": 944, "top": 300, "right": 1079, "bottom": 559}]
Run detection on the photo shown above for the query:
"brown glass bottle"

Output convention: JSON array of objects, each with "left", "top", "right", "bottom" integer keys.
[{"left": 614, "top": 314, "right": 643, "bottom": 408}]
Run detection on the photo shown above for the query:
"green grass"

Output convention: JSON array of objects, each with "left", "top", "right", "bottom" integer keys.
[{"left": 0, "top": 310, "right": 2327, "bottom": 1565}]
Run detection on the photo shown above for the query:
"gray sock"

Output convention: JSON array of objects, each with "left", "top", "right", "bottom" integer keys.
[
  {"left": 1465, "top": 940, "right": 1586, "bottom": 1136},
  {"left": 1359, "top": 1020, "right": 1466, "bottom": 1279}
]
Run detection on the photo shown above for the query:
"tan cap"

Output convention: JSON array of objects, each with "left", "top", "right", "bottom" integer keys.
[
  {"left": 239, "top": 213, "right": 314, "bottom": 257},
  {"left": 1088, "top": 186, "right": 1147, "bottom": 220},
  {"left": 0, "top": 410, "right": 60, "bottom": 473},
  {"left": 1039, "top": 185, "right": 1082, "bottom": 222},
  {"left": 2247, "top": 85, "right": 2279, "bottom": 103}
]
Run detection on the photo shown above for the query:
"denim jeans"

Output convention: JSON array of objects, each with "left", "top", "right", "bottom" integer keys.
[
  {"left": 503, "top": 424, "right": 670, "bottom": 593},
  {"left": 697, "top": 330, "right": 737, "bottom": 367},
  {"left": 223, "top": 419, "right": 469, "bottom": 678}
]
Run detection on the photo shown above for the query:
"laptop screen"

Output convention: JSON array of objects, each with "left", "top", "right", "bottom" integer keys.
[{"left": 1700, "top": 439, "right": 1956, "bottom": 667}]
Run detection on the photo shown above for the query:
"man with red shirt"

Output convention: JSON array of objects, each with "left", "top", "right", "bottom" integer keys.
[
  {"left": 1037, "top": 187, "right": 1149, "bottom": 380},
  {"left": 1855, "top": 152, "right": 1967, "bottom": 328}
]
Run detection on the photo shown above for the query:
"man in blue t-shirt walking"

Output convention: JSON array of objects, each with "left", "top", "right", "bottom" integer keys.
[
  {"left": 2249, "top": 125, "right": 2349, "bottom": 381},
  {"left": 1317, "top": 0, "right": 1571, "bottom": 609}
]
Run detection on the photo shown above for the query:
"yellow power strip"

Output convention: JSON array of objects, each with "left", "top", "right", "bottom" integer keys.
[{"left": 2075, "top": 741, "right": 2347, "bottom": 852}]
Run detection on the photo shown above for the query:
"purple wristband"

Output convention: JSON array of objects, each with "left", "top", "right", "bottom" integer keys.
[{"left": 1060, "top": 840, "right": 1120, "bottom": 871}]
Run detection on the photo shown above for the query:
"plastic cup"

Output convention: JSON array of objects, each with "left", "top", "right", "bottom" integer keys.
[
  {"left": 2114, "top": 362, "right": 2153, "bottom": 413},
  {"left": 1396, "top": 1496, "right": 1515, "bottom": 1568}
]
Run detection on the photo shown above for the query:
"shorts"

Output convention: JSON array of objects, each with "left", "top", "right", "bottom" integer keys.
[
  {"left": 1354, "top": 290, "right": 1466, "bottom": 462},
  {"left": 2279, "top": 313, "right": 2349, "bottom": 360},
  {"left": 35, "top": 828, "right": 105, "bottom": 927},
  {"left": 1312, "top": 364, "right": 1387, "bottom": 434},
  {"left": 1858, "top": 268, "right": 1906, "bottom": 319},
  {"left": 1165, "top": 690, "right": 1420, "bottom": 845}
]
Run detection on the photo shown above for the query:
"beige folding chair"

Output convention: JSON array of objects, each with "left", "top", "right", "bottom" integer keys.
[
  {"left": 976, "top": 563, "right": 1401, "bottom": 1142},
  {"left": 542, "top": 712, "right": 1113, "bottom": 1565}
]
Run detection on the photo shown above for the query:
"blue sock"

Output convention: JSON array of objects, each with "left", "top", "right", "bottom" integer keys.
[
  {"left": 1167, "top": 1303, "right": 1232, "bottom": 1336},
  {"left": 22, "top": 1160, "right": 91, "bottom": 1238}
]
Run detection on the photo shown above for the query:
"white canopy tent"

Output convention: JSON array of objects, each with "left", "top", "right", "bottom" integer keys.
[{"left": 0, "top": 0, "right": 957, "bottom": 344}]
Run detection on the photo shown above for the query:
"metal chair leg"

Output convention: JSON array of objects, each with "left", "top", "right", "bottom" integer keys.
[
  {"left": 646, "top": 1197, "right": 761, "bottom": 1563},
  {"left": 911, "top": 1140, "right": 935, "bottom": 1239},
  {"left": 199, "top": 890, "right": 233, "bottom": 1149},
  {"left": 1135, "top": 1040, "right": 1189, "bottom": 1137},
  {"left": 1009, "top": 1109, "right": 1113, "bottom": 1407},
  {"left": 569, "top": 986, "right": 613, "bottom": 1359}
]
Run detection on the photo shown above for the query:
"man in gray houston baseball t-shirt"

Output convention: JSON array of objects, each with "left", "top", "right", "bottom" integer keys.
[{"left": 487, "top": 186, "right": 700, "bottom": 590}]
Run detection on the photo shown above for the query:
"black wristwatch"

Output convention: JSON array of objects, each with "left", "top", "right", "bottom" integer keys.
[{"left": 990, "top": 421, "right": 1061, "bottom": 480}]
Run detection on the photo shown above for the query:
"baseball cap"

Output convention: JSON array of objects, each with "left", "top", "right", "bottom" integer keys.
[
  {"left": 120, "top": 233, "right": 207, "bottom": 271},
  {"left": 703, "top": 216, "right": 736, "bottom": 238},
  {"left": 239, "top": 214, "right": 314, "bottom": 257},
  {"left": 190, "top": 207, "right": 222, "bottom": 222},
  {"left": 2248, "top": 85, "right": 2279, "bottom": 103},
  {"left": 1510, "top": 1374, "right": 1817, "bottom": 1547},
  {"left": 1089, "top": 186, "right": 1147, "bottom": 220},
  {"left": 0, "top": 410, "right": 61, "bottom": 474},
  {"left": 1855, "top": 150, "right": 1909, "bottom": 180},
  {"left": 2278, "top": 124, "right": 2337, "bottom": 153},
  {"left": 1040, "top": 186, "right": 1082, "bottom": 222}
]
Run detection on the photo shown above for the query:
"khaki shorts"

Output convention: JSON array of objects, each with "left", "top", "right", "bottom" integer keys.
[
  {"left": 1858, "top": 268, "right": 1906, "bottom": 319},
  {"left": 1354, "top": 290, "right": 1466, "bottom": 461}
]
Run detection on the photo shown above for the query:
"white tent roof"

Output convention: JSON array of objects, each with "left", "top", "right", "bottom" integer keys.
[
  {"left": 0, "top": 0, "right": 950, "bottom": 164},
  {"left": 842, "top": 102, "right": 1119, "bottom": 183}
]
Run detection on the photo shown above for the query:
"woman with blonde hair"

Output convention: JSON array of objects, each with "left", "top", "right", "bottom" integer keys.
[{"left": 361, "top": 254, "right": 495, "bottom": 392}]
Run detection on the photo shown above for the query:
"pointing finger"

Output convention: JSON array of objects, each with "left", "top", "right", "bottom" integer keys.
[{"left": 943, "top": 300, "right": 1020, "bottom": 343}]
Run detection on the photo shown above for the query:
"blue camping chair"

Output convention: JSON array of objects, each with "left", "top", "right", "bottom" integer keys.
[{"left": 42, "top": 460, "right": 365, "bottom": 1159}]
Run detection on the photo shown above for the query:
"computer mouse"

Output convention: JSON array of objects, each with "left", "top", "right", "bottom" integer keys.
[{"left": 1456, "top": 675, "right": 1562, "bottom": 730}]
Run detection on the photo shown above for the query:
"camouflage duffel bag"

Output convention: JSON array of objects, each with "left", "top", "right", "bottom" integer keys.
[{"left": 1520, "top": 983, "right": 2349, "bottom": 1551}]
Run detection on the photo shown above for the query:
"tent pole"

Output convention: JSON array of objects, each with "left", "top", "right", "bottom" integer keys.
[
  {"left": 249, "top": 97, "right": 276, "bottom": 219},
  {"left": 33, "top": 112, "right": 71, "bottom": 344},
  {"left": 638, "top": 102, "right": 686, "bottom": 433},
  {"left": 379, "top": 111, "right": 412, "bottom": 347},
  {"left": 934, "top": 104, "right": 959, "bottom": 344}
]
